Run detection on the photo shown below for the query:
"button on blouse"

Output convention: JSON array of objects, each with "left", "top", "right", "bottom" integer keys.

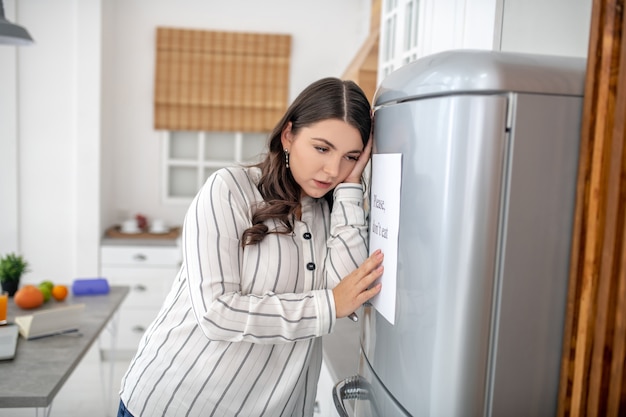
[{"left": 306, "top": 262, "right": 316, "bottom": 271}]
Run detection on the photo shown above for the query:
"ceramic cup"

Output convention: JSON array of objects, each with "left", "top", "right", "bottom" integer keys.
[
  {"left": 150, "top": 219, "right": 168, "bottom": 234},
  {"left": 121, "top": 219, "right": 140, "bottom": 234}
]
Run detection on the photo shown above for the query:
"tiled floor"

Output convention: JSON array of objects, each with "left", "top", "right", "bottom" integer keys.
[{"left": 0, "top": 343, "right": 131, "bottom": 417}]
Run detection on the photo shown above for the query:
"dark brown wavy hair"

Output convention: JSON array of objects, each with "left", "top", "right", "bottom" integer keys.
[{"left": 241, "top": 77, "right": 372, "bottom": 247}]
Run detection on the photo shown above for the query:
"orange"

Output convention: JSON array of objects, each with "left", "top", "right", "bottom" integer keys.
[
  {"left": 14, "top": 285, "right": 45, "bottom": 309},
  {"left": 51, "top": 285, "right": 69, "bottom": 302}
]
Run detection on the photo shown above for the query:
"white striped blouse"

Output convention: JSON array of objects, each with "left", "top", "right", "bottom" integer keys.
[{"left": 119, "top": 166, "right": 369, "bottom": 417}]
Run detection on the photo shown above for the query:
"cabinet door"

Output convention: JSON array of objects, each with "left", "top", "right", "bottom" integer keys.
[
  {"left": 378, "top": 0, "right": 498, "bottom": 83},
  {"left": 100, "top": 308, "right": 164, "bottom": 360},
  {"left": 314, "top": 360, "right": 336, "bottom": 416},
  {"left": 100, "top": 244, "right": 181, "bottom": 358},
  {"left": 100, "top": 265, "right": 179, "bottom": 357},
  {"left": 101, "top": 246, "right": 181, "bottom": 266},
  {"left": 102, "top": 266, "right": 176, "bottom": 306}
]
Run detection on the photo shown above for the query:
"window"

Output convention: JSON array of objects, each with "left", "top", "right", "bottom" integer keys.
[
  {"left": 154, "top": 28, "right": 291, "bottom": 133},
  {"left": 379, "top": 0, "right": 423, "bottom": 83},
  {"left": 163, "top": 130, "right": 267, "bottom": 202},
  {"left": 154, "top": 28, "right": 290, "bottom": 203},
  {"left": 402, "top": 0, "right": 421, "bottom": 64}
]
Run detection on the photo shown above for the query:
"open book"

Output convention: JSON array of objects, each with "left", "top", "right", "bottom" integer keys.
[{"left": 15, "top": 304, "right": 85, "bottom": 340}]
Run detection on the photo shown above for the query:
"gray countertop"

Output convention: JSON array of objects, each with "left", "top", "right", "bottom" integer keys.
[
  {"left": 0, "top": 282, "right": 359, "bottom": 409},
  {"left": 0, "top": 286, "right": 129, "bottom": 408}
]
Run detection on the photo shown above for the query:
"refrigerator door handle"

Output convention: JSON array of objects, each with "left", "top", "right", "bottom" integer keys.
[{"left": 333, "top": 375, "right": 372, "bottom": 417}]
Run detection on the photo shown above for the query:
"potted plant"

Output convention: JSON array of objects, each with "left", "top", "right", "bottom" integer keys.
[{"left": 0, "top": 253, "right": 29, "bottom": 296}]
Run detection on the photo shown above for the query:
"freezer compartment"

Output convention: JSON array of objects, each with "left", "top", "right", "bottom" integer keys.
[{"left": 374, "top": 49, "right": 585, "bottom": 106}]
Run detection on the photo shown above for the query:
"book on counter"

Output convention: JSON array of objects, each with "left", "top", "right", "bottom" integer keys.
[{"left": 15, "top": 304, "right": 86, "bottom": 340}]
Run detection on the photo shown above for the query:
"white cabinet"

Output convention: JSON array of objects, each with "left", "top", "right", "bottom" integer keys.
[
  {"left": 314, "top": 360, "right": 336, "bottom": 416},
  {"left": 378, "top": 0, "right": 499, "bottom": 83},
  {"left": 99, "top": 239, "right": 181, "bottom": 359},
  {"left": 378, "top": 0, "right": 591, "bottom": 85}
]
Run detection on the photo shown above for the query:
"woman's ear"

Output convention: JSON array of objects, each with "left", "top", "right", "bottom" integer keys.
[{"left": 280, "top": 122, "right": 293, "bottom": 150}]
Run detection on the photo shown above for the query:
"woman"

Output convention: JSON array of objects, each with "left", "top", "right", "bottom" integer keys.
[{"left": 117, "top": 77, "right": 384, "bottom": 417}]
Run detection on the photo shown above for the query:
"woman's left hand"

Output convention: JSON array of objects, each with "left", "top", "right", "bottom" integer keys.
[
  {"left": 333, "top": 249, "right": 383, "bottom": 319},
  {"left": 343, "top": 136, "right": 372, "bottom": 184}
]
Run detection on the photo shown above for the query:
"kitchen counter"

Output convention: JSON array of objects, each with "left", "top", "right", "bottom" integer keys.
[
  {"left": 0, "top": 286, "right": 129, "bottom": 408},
  {"left": 101, "top": 225, "right": 181, "bottom": 247}
]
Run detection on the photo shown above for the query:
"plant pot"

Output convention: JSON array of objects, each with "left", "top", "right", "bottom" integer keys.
[{"left": 1, "top": 280, "right": 19, "bottom": 297}]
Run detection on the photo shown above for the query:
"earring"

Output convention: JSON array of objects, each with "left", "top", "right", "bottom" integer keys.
[{"left": 284, "top": 148, "right": 290, "bottom": 169}]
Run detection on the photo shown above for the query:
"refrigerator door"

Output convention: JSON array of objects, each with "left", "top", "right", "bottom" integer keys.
[
  {"left": 487, "top": 92, "right": 582, "bottom": 416},
  {"left": 361, "top": 93, "right": 510, "bottom": 417},
  {"left": 342, "top": 50, "right": 586, "bottom": 417}
]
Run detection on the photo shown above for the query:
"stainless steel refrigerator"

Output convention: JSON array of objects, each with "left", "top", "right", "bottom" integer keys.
[{"left": 334, "top": 50, "right": 586, "bottom": 417}]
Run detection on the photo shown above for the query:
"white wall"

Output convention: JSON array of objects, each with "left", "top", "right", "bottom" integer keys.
[
  {"left": 422, "top": 0, "right": 499, "bottom": 55},
  {"left": 0, "top": 1, "right": 19, "bottom": 256},
  {"left": 498, "top": 0, "right": 592, "bottom": 57},
  {"left": 0, "top": 0, "right": 592, "bottom": 285},
  {"left": 0, "top": 0, "right": 372, "bottom": 283},
  {"left": 0, "top": 0, "right": 101, "bottom": 284},
  {"left": 100, "top": 0, "right": 372, "bottom": 232}
]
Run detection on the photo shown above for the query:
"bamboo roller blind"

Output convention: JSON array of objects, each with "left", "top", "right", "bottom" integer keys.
[{"left": 154, "top": 27, "right": 291, "bottom": 132}]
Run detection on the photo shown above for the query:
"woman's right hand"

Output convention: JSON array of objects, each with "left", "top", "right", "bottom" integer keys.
[
  {"left": 332, "top": 249, "right": 384, "bottom": 318},
  {"left": 343, "top": 136, "right": 373, "bottom": 185}
]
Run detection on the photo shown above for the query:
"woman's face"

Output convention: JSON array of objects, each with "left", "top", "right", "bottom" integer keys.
[{"left": 281, "top": 118, "right": 364, "bottom": 199}]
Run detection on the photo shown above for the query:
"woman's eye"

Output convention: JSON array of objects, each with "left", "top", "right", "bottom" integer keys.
[
  {"left": 315, "top": 146, "right": 328, "bottom": 153},
  {"left": 346, "top": 155, "right": 360, "bottom": 162}
]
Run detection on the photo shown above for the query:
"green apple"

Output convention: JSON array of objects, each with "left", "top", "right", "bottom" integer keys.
[
  {"left": 38, "top": 284, "right": 52, "bottom": 302},
  {"left": 39, "top": 280, "right": 54, "bottom": 291}
]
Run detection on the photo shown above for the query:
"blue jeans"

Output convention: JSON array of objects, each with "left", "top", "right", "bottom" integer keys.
[{"left": 117, "top": 400, "right": 135, "bottom": 417}]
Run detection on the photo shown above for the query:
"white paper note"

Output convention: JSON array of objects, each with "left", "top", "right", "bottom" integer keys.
[{"left": 368, "top": 153, "right": 402, "bottom": 325}]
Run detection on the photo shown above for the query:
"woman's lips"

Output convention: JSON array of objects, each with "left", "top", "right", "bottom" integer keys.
[{"left": 314, "top": 180, "right": 332, "bottom": 189}]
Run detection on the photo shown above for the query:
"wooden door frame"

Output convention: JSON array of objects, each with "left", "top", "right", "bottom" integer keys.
[{"left": 558, "top": 0, "right": 626, "bottom": 415}]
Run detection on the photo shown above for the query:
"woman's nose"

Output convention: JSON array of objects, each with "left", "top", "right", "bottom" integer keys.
[{"left": 323, "top": 156, "right": 341, "bottom": 178}]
